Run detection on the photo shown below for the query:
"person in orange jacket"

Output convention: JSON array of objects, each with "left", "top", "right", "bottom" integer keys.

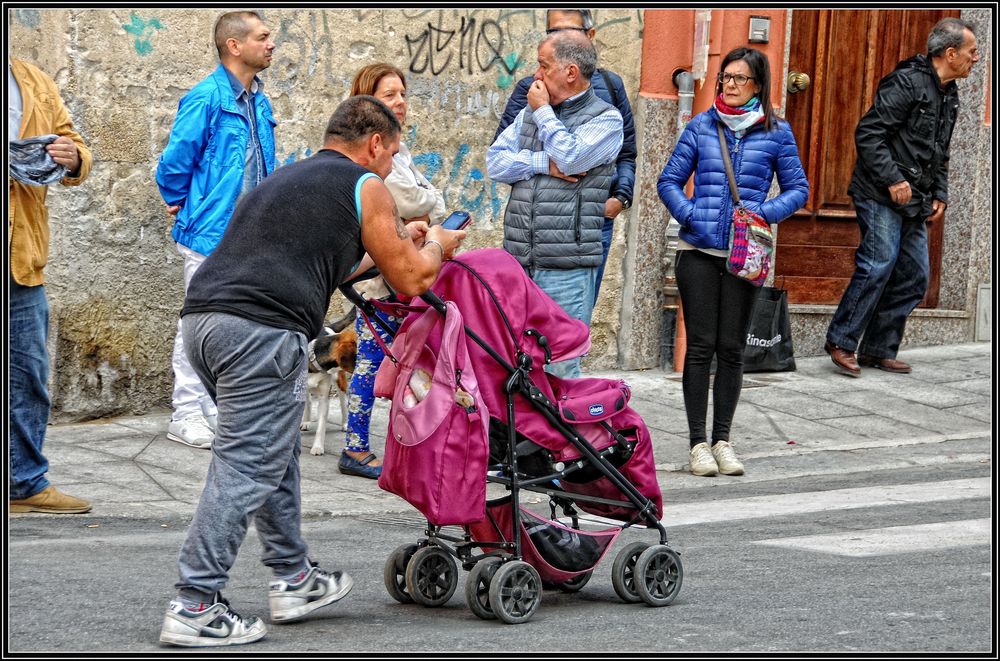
[{"left": 8, "top": 56, "right": 93, "bottom": 514}]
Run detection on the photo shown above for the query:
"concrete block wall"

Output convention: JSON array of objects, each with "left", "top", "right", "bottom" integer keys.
[{"left": 8, "top": 8, "right": 645, "bottom": 420}]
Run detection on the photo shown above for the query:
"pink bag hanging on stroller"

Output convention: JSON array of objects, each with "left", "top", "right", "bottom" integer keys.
[{"left": 376, "top": 300, "right": 490, "bottom": 526}]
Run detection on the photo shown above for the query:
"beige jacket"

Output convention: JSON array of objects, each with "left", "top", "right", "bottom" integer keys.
[{"left": 8, "top": 57, "right": 92, "bottom": 286}]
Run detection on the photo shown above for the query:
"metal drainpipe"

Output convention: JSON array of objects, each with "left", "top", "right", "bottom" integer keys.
[{"left": 663, "top": 69, "right": 696, "bottom": 372}]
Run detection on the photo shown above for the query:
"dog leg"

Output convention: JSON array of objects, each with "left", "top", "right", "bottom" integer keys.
[
  {"left": 300, "top": 392, "right": 313, "bottom": 431},
  {"left": 310, "top": 376, "right": 332, "bottom": 456}
]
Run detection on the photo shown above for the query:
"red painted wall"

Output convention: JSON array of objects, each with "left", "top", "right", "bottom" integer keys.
[{"left": 640, "top": 9, "right": 788, "bottom": 115}]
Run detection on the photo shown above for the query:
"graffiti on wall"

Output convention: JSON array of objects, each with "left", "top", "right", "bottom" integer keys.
[
  {"left": 407, "top": 126, "right": 505, "bottom": 220},
  {"left": 403, "top": 10, "right": 533, "bottom": 90},
  {"left": 122, "top": 13, "right": 164, "bottom": 55}
]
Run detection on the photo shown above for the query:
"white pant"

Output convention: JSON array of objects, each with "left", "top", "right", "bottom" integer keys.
[{"left": 171, "top": 243, "right": 217, "bottom": 421}]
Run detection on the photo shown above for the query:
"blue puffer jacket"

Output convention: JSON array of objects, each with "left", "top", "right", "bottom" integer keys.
[
  {"left": 156, "top": 64, "right": 277, "bottom": 256},
  {"left": 657, "top": 108, "right": 808, "bottom": 251},
  {"left": 495, "top": 70, "right": 636, "bottom": 204}
]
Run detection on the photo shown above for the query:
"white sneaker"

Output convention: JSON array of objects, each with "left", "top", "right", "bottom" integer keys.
[
  {"left": 269, "top": 563, "right": 354, "bottom": 623},
  {"left": 689, "top": 442, "right": 719, "bottom": 477},
  {"left": 159, "top": 594, "right": 266, "bottom": 647},
  {"left": 205, "top": 414, "right": 218, "bottom": 432},
  {"left": 167, "top": 414, "right": 214, "bottom": 449},
  {"left": 711, "top": 441, "right": 745, "bottom": 476}
]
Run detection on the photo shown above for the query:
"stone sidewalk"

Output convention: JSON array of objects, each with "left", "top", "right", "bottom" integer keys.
[{"left": 15, "top": 342, "right": 991, "bottom": 521}]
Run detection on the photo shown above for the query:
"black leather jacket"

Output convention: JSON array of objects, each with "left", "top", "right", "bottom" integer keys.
[{"left": 848, "top": 54, "right": 960, "bottom": 219}]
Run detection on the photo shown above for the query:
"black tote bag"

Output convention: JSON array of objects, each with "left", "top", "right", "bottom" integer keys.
[{"left": 743, "top": 286, "right": 796, "bottom": 372}]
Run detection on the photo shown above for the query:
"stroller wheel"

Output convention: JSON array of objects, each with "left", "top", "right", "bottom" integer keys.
[
  {"left": 611, "top": 541, "right": 651, "bottom": 603},
  {"left": 634, "top": 545, "right": 683, "bottom": 607},
  {"left": 465, "top": 556, "right": 503, "bottom": 620},
  {"left": 405, "top": 546, "right": 459, "bottom": 607},
  {"left": 553, "top": 570, "right": 593, "bottom": 593},
  {"left": 384, "top": 543, "right": 419, "bottom": 604},
  {"left": 488, "top": 560, "right": 542, "bottom": 624}
]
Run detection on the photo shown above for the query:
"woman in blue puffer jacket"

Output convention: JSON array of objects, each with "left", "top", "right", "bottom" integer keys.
[{"left": 657, "top": 47, "right": 808, "bottom": 479}]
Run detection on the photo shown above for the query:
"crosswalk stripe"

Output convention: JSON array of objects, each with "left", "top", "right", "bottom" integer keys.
[
  {"left": 752, "top": 518, "right": 992, "bottom": 557},
  {"left": 659, "top": 478, "right": 989, "bottom": 528}
]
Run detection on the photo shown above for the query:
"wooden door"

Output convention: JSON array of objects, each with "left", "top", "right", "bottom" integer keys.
[{"left": 776, "top": 9, "right": 958, "bottom": 306}]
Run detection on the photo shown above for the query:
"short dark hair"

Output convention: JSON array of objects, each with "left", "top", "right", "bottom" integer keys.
[
  {"left": 323, "top": 95, "right": 401, "bottom": 146},
  {"left": 544, "top": 30, "right": 597, "bottom": 80},
  {"left": 545, "top": 9, "right": 595, "bottom": 30},
  {"left": 927, "top": 17, "right": 976, "bottom": 57},
  {"left": 213, "top": 11, "right": 262, "bottom": 59},
  {"left": 717, "top": 47, "right": 776, "bottom": 131}
]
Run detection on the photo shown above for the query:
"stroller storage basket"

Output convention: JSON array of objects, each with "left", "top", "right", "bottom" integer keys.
[{"left": 468, "top": 499, "right": 620, "bottom": 584}]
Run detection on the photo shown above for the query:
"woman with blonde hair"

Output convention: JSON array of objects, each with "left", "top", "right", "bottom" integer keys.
[{"left": 338, "top": 62, "right": 449, "bottom": 479}]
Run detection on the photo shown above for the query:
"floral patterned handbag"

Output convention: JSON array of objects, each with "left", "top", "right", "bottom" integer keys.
[{"left": 717, "top": 123, "right": 773, "bottom": 287}]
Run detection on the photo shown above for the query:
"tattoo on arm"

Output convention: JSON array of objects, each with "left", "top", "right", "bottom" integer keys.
[{"left": 393, "top": 206, "right": 409, "bottom": 239}]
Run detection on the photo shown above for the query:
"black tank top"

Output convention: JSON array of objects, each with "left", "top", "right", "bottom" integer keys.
[{"left": 182, "top": 149, "right": 373, "bottom": 339}]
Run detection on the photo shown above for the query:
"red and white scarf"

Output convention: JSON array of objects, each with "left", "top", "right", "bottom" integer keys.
[{"left": 714, "top": 94, "right": 766, "bottom": 135}]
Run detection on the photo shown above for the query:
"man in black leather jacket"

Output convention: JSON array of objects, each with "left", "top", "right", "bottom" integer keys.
[{"left": 825, "top": 17, "right": 979, "bottom": 377}]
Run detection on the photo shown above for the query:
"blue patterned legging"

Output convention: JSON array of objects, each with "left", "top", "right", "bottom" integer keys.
[{"left": 344, "top": 307, "right": 403, "bottom": 453}]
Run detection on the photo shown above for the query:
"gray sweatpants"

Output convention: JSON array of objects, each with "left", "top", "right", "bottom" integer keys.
[{"left": 175, "top": 312, "right": 311, "bottom": 601}]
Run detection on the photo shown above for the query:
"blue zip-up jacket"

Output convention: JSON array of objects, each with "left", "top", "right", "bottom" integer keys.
[
  {"left": 156, "top": 64, "right": 277, "bottom": 256},
  {"left": 657, "top": 108, "right": 808, "bottom": 251},
  {"left": 494, "top": 69, "right": 636, "bottom": 205}
]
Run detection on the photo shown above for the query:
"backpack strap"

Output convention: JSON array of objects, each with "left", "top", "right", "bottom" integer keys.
[{"left": 599, "top": 68, "right": 620, "bottom": 109}]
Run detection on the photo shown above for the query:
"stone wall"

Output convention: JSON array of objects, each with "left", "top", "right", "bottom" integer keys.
[{"left": 8, "top": 8, "right": 646, "bottom": 420}]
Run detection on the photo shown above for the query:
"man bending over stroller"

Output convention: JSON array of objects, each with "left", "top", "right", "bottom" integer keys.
[{"left": 158, "top": 95, "right": 465, "bottom": 648}]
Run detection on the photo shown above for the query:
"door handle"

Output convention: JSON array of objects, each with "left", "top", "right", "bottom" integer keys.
[{"left": 787, "top": 71, "right": 811, "bottom": 94}]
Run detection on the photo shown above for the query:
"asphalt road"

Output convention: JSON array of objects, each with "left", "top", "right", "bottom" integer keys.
[{"left": 6, "top": 452, "right": 991, "bottom": 654}]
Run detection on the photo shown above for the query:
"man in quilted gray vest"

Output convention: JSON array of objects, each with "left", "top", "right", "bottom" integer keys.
[{"left": 486, "top": 30, "right": 623, "bottom": 379}]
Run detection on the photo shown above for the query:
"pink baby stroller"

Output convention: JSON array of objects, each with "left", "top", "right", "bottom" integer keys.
[{"left": 342, "top": 248, "right": 683, "bottom": 624}]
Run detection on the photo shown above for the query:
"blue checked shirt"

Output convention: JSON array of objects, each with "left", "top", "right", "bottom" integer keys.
[
  {"left": 486, "top": 88, "right": 623, "bottom": 184},
  {"left": 225, "top": 68, "right": 265, "bottom": 198}
]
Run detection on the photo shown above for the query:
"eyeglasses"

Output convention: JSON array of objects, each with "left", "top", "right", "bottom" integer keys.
[
  {"left": 717, "top": 72, "right": 755, "bottom": 86},
  {"left": 546, "top": 26, "right": 589, "bottom": 34}
]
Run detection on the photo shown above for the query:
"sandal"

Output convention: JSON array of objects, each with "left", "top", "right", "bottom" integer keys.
[{"left": 338, "top": 451, "right": 382, "bottom": 479}]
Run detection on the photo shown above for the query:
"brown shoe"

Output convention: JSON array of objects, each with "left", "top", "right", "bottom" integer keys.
[
  {"left": 858, "top": 355, "right": 912, "bottom": 373},
  {"left": 9, "top": 486, "right": 92, "bottom": 514},
  {"left": 824, "top": 340, "right": 861, "bottom": 377}
]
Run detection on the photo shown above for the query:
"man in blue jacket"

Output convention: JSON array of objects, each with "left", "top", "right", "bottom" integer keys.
[
  {"left": 493, "top": 9, "right": 635, "bottom": 306},
  {"left": 156, "top": 11, "right": 277, "bottom": 448}
]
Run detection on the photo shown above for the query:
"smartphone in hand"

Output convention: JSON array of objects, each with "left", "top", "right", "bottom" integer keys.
[{"left": 441, "top": 210, "right": 472, "bottom": 231}]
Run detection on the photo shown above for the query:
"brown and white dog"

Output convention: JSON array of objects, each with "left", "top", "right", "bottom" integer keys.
[{"left": 302, "top": 308, "right": 357, "bottom": 456}]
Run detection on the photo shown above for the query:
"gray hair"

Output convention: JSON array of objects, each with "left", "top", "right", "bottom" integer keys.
[
  {"left": 927, "top": 18, "right": 976, "bottom": 57},
  {"left": 545, "top": 9, "right": 595, "bottom": 30},
  {"left": 543, "top": 30, "right": 597, "bottom": 80}
]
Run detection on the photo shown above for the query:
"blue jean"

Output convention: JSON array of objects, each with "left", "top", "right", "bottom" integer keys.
[
  {"left": 345, "top": 308, "right": 402, "bottom": 453},
  {"left": 530, "top": 266, "right": 597, "bottom": 379},
  {"left": 593, "top": 216, "right": 614, "bottom": 305},
  {"left": 175, "top": 312, "right": 311, "bottom": 600},
  {"left": 9, "top": 276, "right": 51, "bottom": 500},
  {"left": 827, "top": 197, "right": 929, "bottom": 359}
]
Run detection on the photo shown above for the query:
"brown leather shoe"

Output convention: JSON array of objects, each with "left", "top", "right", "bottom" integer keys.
[
  {"left": 824, "top": 340, "right": 861, "bottom": 377},
  {"left": 858, "top": 355, "right": 912, "bottom": 373},
  {"left": 9, "top": 486, "right": 92, "bottom": 514}
]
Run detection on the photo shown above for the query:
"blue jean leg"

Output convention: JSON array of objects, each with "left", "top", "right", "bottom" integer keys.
[
  {"left": 530, "top": 266, "right": 597, "bottom": 379},
  {"left": 175, "top": 312, "right": 311, "bottom": 600},
  {"left": 593, "top": 216, "right": 614, "bottom": 305},
  {"left": 345, "top": 309, "right": 401, "bottom": 453},
  {"left": 858, "top": 217, "right": 929, "bottom": 358},
  {"left": 9, "top": 277, "right": 51, "bottom": 500},
  {"left": 827, "top": 197, "right": 921, "bottom": 353}
]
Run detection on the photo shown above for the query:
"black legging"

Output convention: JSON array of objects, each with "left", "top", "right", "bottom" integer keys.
[{"left": 676, "top": 249, "right": 761, "bottom": 447}]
